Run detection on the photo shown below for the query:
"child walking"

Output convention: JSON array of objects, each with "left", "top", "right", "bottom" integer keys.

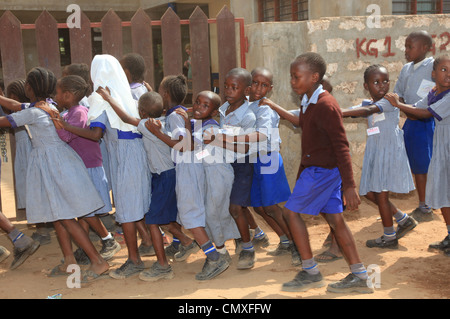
[
  {"left": 394, "top": 31, "right": 435, "bottom": 222},
  {"left": 54, "top": 75, "right": 121, "bottom": 262},
  {"left": 0, "top": 67, "right": 109, "bottom": 281},
  {"left": 146, "top": 76, "right": 230, "bottom": 280},
  {"left": 343, "top": 65, "right": 417, "bottom": 249},
  {"left": 97, "top": 87, "right": 177, "bottom": 281},
  {"left": 58, "top": 55, "right": 152, "bottom": 279},
  {"left": 386, "top": 54, "right": 450, "bottom": 257},
  {"left": 266, "top": 53, "right": 372, "bottom": 293},
  {"left": 246, "top": 67, "right": 297, "bottom": 264}
]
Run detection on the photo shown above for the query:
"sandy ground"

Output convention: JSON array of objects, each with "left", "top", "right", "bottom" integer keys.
[{"left": 0, "top": 143, "right": 448, "bottom": 301}]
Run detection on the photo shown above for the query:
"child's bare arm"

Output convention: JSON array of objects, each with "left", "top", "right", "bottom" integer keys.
[
  {"left": 0, "top": 95, "right": 23, "bottom": 112},
  {"left": 97, "top": 86, "right": 140, "bottom": 127},
  {"left": 145, "top": 118, "right": 190, "bottom": 152},
  {"left": 385, "top": 93, "right": 433, "bottom": 119},
  {"left": 341, "top": 104, "right": 381, "bottom": 118},
  {"left": 54, "top": 115, "right": 104, "bottom": 141},
  {"left": 259, "top": 98, "right": 299, "bottom": 126}
]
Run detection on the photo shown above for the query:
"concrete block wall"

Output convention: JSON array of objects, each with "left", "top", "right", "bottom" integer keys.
[{"left": 245, "top": 14, "right": 450, "bottom": 188}]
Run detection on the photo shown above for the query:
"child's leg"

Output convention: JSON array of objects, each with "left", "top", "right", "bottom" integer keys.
[
  {"left": 53, "top": 220, "right": 76, "bottom": 267},
  {"left": 230, "top": 204, "right": 251, "bottom": 242},
  {"left": 136, "top": 219, "right": 153, "bottom": 247},
  {"left": 165, "top": 222, "right": 193, "bottom": 246},
  {"left": 262, "top": 204, "right": 292, "bottom": 240},
  {"left": 283, "top": 207, "right": 313, "bottom": 260},
  {"left": 149, "top": 224, "right": 168, "bottom": 266},
  {"left": 58, "top": 219, "right": 109, "bottom": 275},
  {"left": 121, "top": 221, "right": 141, "bottom": 264},
  {"left": 79, "top": 216, "right": 109, "bottom": 238}
]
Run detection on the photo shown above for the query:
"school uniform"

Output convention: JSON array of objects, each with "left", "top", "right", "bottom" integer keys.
[
  {"left": 137, "top": 118, "right": 177, "bottom": 225},
  {"left": 90, "top": 111, "right": 151, "bottom": 224},
  {"left": 57, "top": 104, "right": 112, "bottom": 217},
  {"left": 6, "top": 103, "right": 104, "bottom": 224},
  {"left": 166, "top": 105, "right": 206, "bottom": 230},
  {"left": 285, "top": 85, "right": 355, "bottom": 215},
  {"left": 394, "top": 57, "right": 435, "bottom": 175},
  {"left": 130, "top": 82, "right": 148, "bottom": 101},
  {"left": 196, "top": 119, "right": 240, "bottom": 247},
  {"left": 218, "top": 100, "right": 257, "bottom": 207},
  {"left": 357, "top": 99, "right": 415, "bottom": 195},
  {"left": 248, "top": 101, "right": 291, "bottom": 207},
  {"left": 415, "top": 89, "right": 450, "bottom": 209}
]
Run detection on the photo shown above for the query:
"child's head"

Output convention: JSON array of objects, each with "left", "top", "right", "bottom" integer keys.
[
  {"left": 249, "top": 67, "right": 273, "bottom": 101},
  {"left": 55, "top": 75, "right": 90, "bottom": 109},
  {"left": 192, "top": 90, "right": 221, "bottom": 120},
  {"left": 432, "top": 54, "right": 450, "bottom": 92},
  {"left": 158, "top": 74, "right": 188, "bottom": 108},
  {"left": 120, "top": 53, "right": 146, "bottom": 84},
  {"left": 290, "top": 52, "right": 326, "bottom": 96},
  {"left": 138, "top": 91, "right": 164, "bottom": 119},
  {"left": 6, "top": 79, "right": 29, "bottom": 103},
  {"left": 25, "top": 67, "right": 57, "bottom": 102},
  {"left": 224, "top": 68, "right": 252, "bottom": 106},
  {"left": 363, "top": 64, "right": 390, "bottom": 101},
  {"left": 405, "top": 31, "right": 433, "bottom": 64},
  {"left": 62, "top": 63, "right": 92, "bottom": 96}
]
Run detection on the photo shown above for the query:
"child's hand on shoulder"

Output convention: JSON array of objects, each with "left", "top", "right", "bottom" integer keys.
[
  {"left": 145, "top": 118, "right": 162, "bottom": 134},
  {"left": 259, "top": 97, "right": 277, "bottom": 109},
  {"left": 203, "top": 127, "right": 216, "bottom": 145},
  {"left": 175, "top": 108, "right": 189, "bottom": 121},
  {"left": 96, "top": 86, "right": 111, "bottom": 101},
  {"left": 143, "top": 81, "right": 153, "bottom": 92},
  {"left": 384, "top": 93, "right": 399, "bottom": 107}
]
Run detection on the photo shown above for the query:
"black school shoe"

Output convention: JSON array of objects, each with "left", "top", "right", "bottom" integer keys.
[
  {"left": 327, "top": 273, "right": 374, "bottom": 294},
  {"left": 428, "top": 235, "right": 450, "bottom": 252},
  {"left": 10, "top": 240, "right": 40, "bottom": 270},
  {"left": 281, "top": 270, "right": 325, "bottom": 292},
  {"left": 195, "top": 254, "right": 230, "bottom": 281},
  {"left": 366, "top": 236, "right": 398, "bottom": 249}
]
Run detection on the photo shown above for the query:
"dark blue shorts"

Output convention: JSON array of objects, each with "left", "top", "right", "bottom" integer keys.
[
  {"left": 403, "top": 118, "right": 435, "bottom": 174},
  {"left": 285, "top": 166, "right": 343, "bottom": 216},
  {"left": 145, "top": 168, "right": 178, "bottom": 225},
  {"left": 230, "top": 161, "right": 253, "bottom": 207},
  {"left": 251, "top": 152, "right": 291, "bottom": 207}
]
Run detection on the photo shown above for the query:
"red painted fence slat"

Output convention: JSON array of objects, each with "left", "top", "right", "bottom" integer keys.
[
  {"left": 69, "top": 12, "right": 92, "bottom": 66},
  {"left": 35, "top": 10, "right": 62, "bottom": 78},
  {"left": 161, "top": 7, "right": 183, "bottom": 77},
  {"left": 101, "top": 9, "right": 123, "bottom": 60}
]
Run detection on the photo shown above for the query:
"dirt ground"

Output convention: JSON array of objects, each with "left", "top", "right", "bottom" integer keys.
[{"left": 0, "top": 147, "right": 448, "bottom": 301}]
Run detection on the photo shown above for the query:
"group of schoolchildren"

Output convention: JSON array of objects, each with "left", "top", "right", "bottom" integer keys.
[{"left": 0, "top": 28, "right": 449, "bottom": 295}]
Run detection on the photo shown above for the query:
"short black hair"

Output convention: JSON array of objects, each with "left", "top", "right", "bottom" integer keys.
[
  {"left": 407, "top": 30, "right": 433, "bottom": 48},
  {"left": 62, "top": 63, "right": 92, "bottom": 96},
  {"left": 251, "top": 67, "right": 273, "bottom": 84},
  {"left": 138, "top": 91, "right": 164, "bottom": 118},
  {"left": 363, "top": 64, "right": 388, "bottom": 83},
  {"left": 121, "top": 53, "right": 146, "bottom": 83},
  {"left": 226, "top": 68, "right": 252, "bottom": 87},
  {"left": 57, "top": 75, "right": 90, "bottom": 103},
  {"left": 433, "top": 53, "right": 450, "bottom": 70},
  {"left": 160, "top": 74, "right": 188, "bottom": 105},
  {"left": 292, "top": 52, "right": 327, "bottom": 82},
  {"left": 6, "top": 79, "right": 29, "bottom": 102}
]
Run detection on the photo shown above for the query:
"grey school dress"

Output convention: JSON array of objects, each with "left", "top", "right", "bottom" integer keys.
[
  {"left": 416, "top": 92, "right": 450, "bottom": 209},
  {"left": 200, "top": 121, "right": 240, "bottom": 247},
  {"left": 358, "top": 98, "right": 415, "bottom": 195},
  {"left": 90, "top": 111, "right": 151, "bottom": 224},
  {"left": 6, "top": 105, "right": 105, "bottom": 224},
  {"left": 13, "top": 127, "right": 32, "bottom": 209}
]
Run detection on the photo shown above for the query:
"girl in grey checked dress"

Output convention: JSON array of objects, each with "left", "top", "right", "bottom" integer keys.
[
  {"left": 0, "top": 67, "right": 109, "bottom": 280},
  {"left": 342, "top": 65, "right": 417, "bottom": 249},
  {"left": 386, "top": 54, "right": 450, "bottom": 257}
]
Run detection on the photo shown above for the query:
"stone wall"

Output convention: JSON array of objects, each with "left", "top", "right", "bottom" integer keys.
[{"left": 245, "top": 14, "right": 450, "bottom": 188}]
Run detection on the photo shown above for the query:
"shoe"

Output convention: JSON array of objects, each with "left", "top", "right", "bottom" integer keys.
[
  {"left": 396, "top": 216, "right": 418, "bottom": 239},
  {"left": 219, "top": 250, "right": 232, "bottom": 263},
  {"left": 99, "top": 238, "right": 121, "bottom": 260},
  {"left": 366, "top": 236, "right": 398, "bottom": 249},
  {"left": 164, "top": 243, "right": 180, "bottom": 258},
  {"left": 0, "top": 246, "right": 11, "bottom": 263},
  {"left": 138, "top": 244, "right": 155, "bottom": 257},
  {"left": 267, "top": 243, "right": 290, "bottom": 256},
  {"left": 31, "top": 232, "right": 51, "bottom": 245},
  {"left": 281, "top": 270, "right": 325, "bottom": 292},
  {"left": 428, "top": 235, "right": 450, "bottom": 251},
  {"left": 409, "top": 207, "right": 434, "bottom": 223},
  {"left": 10, "top": 240, "right": 40, "bottom": 270},
  {"left": 327, "top": 273, "right": 374, "bottom": 294},
  {"left": 73, "top": 248, "right": 90, "bottom": 265},
  {"left": 195, "top": 254, "right": 230, "bottom": 281},
  {"left": 252, "top": 233, "right": 270, "bottom": 249},
  {"left": 234, "top": 238, "right": 243, "bottom": 255},
  {"left": 174, "top": 241, "right": 200, "bottom": 262},
  {"left": 236, "top": 249, "right": 255, "bottom": 270},
  {"left": 109, "top": 259, "right": 146, "bottom": 279},
  {"left": 139, "top": 262, "right": 174, "bottom": 282}
]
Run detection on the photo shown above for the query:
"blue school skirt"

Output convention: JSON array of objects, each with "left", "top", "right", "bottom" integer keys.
[
  {"left": 285, "top": 166, "right": 343, "bottom": 215},
  {"left": 230, "top": 159, "right": 253, "bottom": 207},
  {"left": 145, "top": 168, "right": 178, "bottom": 225},
  {"left": 250, "top": 152, "right": 291, "bottom": 207},
  {"left": 403, "top": 118, "right": 435, "bottom": 174}
]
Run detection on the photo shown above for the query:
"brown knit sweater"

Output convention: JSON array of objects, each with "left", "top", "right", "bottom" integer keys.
[{"left": 298, "top": 91, "right": 356, "bottom": 190}]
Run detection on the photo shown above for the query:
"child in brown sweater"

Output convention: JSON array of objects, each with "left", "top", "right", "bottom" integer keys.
[{"left": 263, "top": 53, "right": 373, "bottom": 294}]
